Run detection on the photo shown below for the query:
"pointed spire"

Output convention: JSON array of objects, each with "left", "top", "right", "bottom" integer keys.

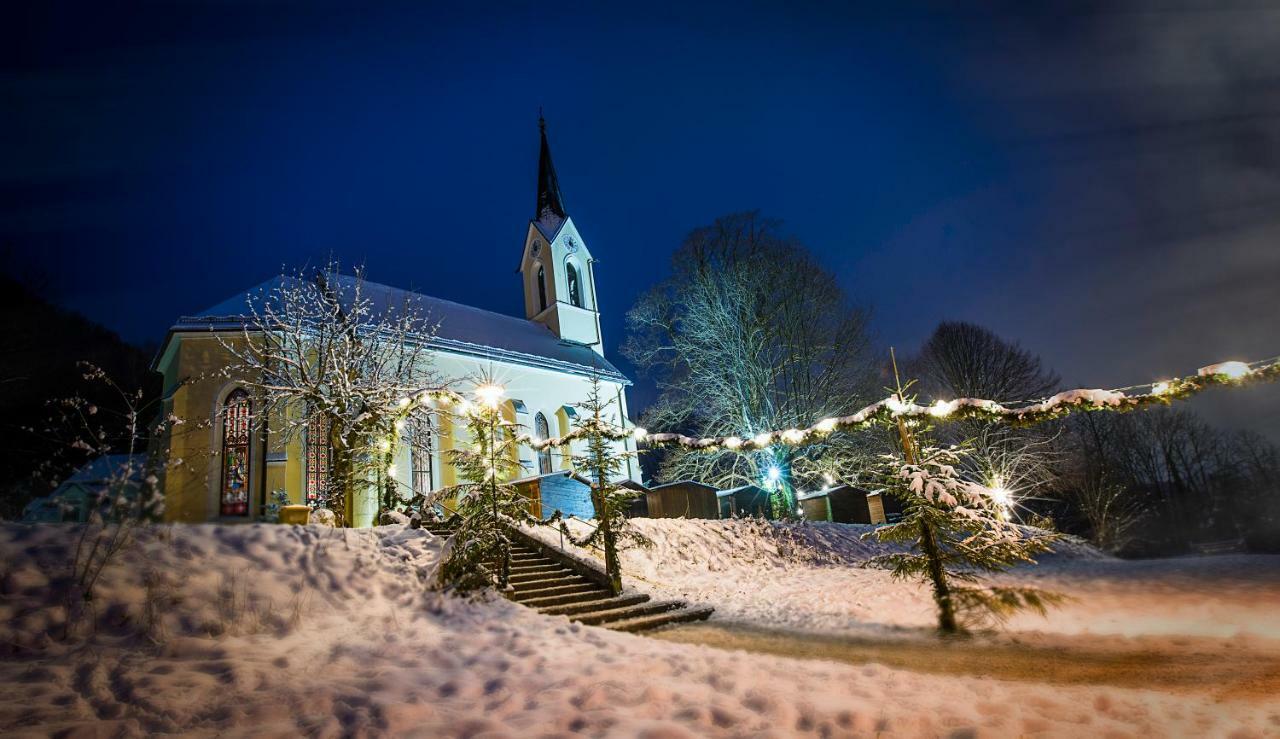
[{"left": 535, "top": 113, "right": 567, "bottom": 222}]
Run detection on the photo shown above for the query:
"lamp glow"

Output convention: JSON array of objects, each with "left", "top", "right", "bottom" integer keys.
[
  {"left": 1199, "top": 361, "right": 1251, "bottom": 380},
  {"left": 781, "top": 428, "right": 805, "bottom": 444},
  {"left": 767, "top": 466, "right": 781, "bottom": 482},
  {"left": 753, "top": 432, "right": 774, "bottom": 447},
  {"left": 815, "top": 418, "right": 838, "bottom": 433},
  {"left": 474, "top": 383, "right": 505, "bottom": 408},
  {"left": 1151, "top": 381, "right": 1172, "bottom": 396},
  {"left": 632, "top": 427, "right": 647, "bottom": 440},
  {"left": 723, "top": 436, "right": 743, "bottom": 450}
]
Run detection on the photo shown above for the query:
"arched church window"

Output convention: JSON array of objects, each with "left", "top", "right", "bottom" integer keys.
[
  {"left": 534, "top": 412, "right": 553, "bottom": 475},
  {"left": 537, "top": 265, "right": 548, "bottom": 312},
  {"left": 220, "top": 389, "right": 252, "bottom": 517},
  {"left": 305, "top": 412, "right": 332, "bottom": 506},
  {"left": 410, "top": 413, "right": 436, "bottom": 496},
  {"left": 566, "top": 262, "right": 582, "bottom": 308}
]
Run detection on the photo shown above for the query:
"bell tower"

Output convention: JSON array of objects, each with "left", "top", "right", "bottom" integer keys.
[{"left": 519, "top": 116, "right": 603, "bottom": 354}]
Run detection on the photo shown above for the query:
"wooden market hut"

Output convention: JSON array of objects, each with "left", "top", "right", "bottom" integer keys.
[
  {"left": 512, "top": 470, "right": 597, "bottom": 520},
  {"left": 645, "top": 480, "right": 720, "bottom": 519},
  {"left": 716, "top": 484, "right": 774, "bottom": 519},
  {"left": 798, "top": 485, "right": 887, "bottom": 524}
]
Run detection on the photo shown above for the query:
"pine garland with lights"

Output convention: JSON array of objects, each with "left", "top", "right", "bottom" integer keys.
[{"left": 502, "top": 355, "right": 1280, "bottom": 454}]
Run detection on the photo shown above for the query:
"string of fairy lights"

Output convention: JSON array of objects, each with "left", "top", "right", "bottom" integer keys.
[{"left": 388, "top": 355, "right": 1278, "bottom": 461}]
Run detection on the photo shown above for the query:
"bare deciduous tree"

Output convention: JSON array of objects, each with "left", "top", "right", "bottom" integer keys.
[
  {"left": 912, "top": 322, "right": 1059, "bottom": 404},
  {"left": 218, "top": 261, "right": 444, "bottom": 526},
  {"left": 623, "top": 212, "right": 877, "bottom": 510}
]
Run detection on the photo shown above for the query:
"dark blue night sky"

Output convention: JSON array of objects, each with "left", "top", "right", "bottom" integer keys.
[{"left": 4, "top": 2, "right": 1278, "bottom": 436}]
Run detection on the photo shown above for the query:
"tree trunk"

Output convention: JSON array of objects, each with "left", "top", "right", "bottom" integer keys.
[{"left": 896, "top": 415, "right": 958, "bottom": 634}]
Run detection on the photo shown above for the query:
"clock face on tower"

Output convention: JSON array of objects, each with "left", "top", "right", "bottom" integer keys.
[
  {"left": 564, "top": 236, "right": 578, "bottom": 253},
  {"left": 531, "top": 240, "right": 542, "bottom": 257}
]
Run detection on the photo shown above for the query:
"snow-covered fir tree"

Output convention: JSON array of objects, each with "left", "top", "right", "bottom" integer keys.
[
  {"left": 871, "top": 435, "right": 1060, "bottom": 634},
  {"left": 440, "top": 382, "right": 536, "bottom": 591},
  {"left": 556, "top": 375, "right": 649, "bottom": 595}
]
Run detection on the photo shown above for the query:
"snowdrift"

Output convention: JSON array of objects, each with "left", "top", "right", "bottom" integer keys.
[{"left": 1, "top": 522, "right": 1276, "bottom": 737}]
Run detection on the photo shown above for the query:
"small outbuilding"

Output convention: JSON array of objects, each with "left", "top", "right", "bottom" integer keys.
[
  {"left": 798, "top": 485, "right": 887, "bottom": 524},
  {"left": 645, "top": 480, "right": 720, "bottom": 519},
  {"left": 717, "top": 484, "right": 774, "bottom": 519},
  {"left": 512, "top": 470, "right": 597, "bottom": 520}
]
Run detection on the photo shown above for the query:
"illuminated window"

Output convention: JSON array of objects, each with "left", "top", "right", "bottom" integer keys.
[
  {"left": 410, "top": 414, "right": 435, "bottom": 495},
  {"left": 566, "top": 262, "right": 582, "bottom": 308},
  {"left": 537, "top": 265, "right": 548, "bottom": 312},
  {"left": 305, "top": 412, "right": 332, "bottom": 505},
  {"left": 220, "top": 389, "right": 252, "bottom": 517},
  {"left": 534, "top": 412, "right": 553, "bottom": 474}
]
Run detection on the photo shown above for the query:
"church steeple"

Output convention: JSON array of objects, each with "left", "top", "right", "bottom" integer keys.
[
  {"left": 520, "top": 114, "right": 603, "bottom": 354},
  {"left": 535, "top": 115, "right": 567, "bottom": 223}
]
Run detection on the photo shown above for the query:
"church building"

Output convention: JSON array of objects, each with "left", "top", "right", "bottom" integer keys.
[{"left": 151, "top": 120, "right": 642, "bottom": 526}]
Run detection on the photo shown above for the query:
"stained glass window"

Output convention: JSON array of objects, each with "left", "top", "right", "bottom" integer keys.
[
  {"left": 566, "top": 262, "right": 582, "bottom": 308},
  {"left": 305, "top": 412, "right": 332, "bottom": 505},
  {"left": 220, "top": 389, "right": 251, "bottom": 517},
  {"left": 535, "top": 412, "right": 553, "bottom": 475}
]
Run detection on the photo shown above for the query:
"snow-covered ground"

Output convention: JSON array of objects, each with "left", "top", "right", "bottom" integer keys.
[
  {"left": 534, "top": 517, "right": 1280, "bottom": 645},
  {"left": 0, "top": 521, "right": 1277, "bottom": 737}
]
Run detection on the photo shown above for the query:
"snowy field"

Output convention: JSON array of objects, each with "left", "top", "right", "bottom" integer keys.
[
  {"left": 0, "top": 522, "right": 1277, "bottom": 737},
  {"left": 534, "top": 518, "right": 1280, "bottom": 644}
]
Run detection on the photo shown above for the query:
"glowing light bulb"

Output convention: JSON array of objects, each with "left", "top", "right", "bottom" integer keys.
[
  {"left": 767, "top": 466, "right": 781, "bottom": 482},
  {"left": 929, "top": 400, "right": 956, "bottom": 418},
  {"left": 474, "top": 383, "right": 505, "bottom": 408},
  {"left": 1151, "top": 381, "right": 1172, "bottom": 396},
  {"left": 823, "top": 472, "right": 835, "bottom": 486},
  {"left": 394, "top": 419, "right": 405, "bottom": 432},
  {"left": 386, "top": 465, "right": 397, "bottom": 479},
  {"left": 815, "top": 418, "right": 837, "bottom": 433},
  {"left": 632, "top": 427, "right": 648, "bottom": 440},
  {"left": 753, "top": 432, "right": 774, "bottom": 448},
  {"left": 723, "top": 436, "right": 743, "bottom": 450},
  {"left": 781, "top": 429, "right": 805, "bottom": 444},
  {"left": 378, "top": 439, "right": 392, "bottom": 452}
]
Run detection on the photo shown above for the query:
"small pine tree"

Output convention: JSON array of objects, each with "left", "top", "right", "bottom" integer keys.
[
  {"left": 557, "top": 376, "right": 650, "bottom": 595},
  {"left": 441, "top": 385, "right": 534, "bottom": 591},
  {"left": 872, "top": 436, "right": 1061, "bottom": 634},
  {"left": 872, "top": 351, "right": 1060, "bottom": 634}
]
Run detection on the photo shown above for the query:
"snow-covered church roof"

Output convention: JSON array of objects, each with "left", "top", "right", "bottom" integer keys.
[{"left": 170, "top": 274, "right": 628, "bottom": 383}]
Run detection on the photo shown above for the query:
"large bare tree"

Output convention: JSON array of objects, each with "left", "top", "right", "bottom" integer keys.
[
  {"left": 623, "top": 212, "right": 877, "bottom": 509},
  {"left": 908, "top": 322, "right": 1062, "bottom": 518},
  {"left": 218, "top": 261, "right": 443, "bottom": 526}
]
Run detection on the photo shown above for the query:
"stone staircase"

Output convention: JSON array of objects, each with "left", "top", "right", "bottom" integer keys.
[{"left": 424, "top": 519, "right": 712, "bottom": 632}]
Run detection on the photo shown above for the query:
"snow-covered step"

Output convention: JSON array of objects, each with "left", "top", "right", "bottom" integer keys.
[
  {"left": 573, "top": 600, "right": 684, "bottom": 626},
  {"left": 509, "top": 574, "right": 590, "bottom": 592},
  {"left": 607, "top": 606, "right": 715, "bottom": 633},
  {"left": 508, "top": 568, "right": 572, "bottom": 584},
  {"left": 508, "top": 563, "right": 564, "bottom": 576},
  {"left": 519, "top": 588, "right": 615, "bottom": 609},
  {"left": 510, "top": 582, "right": 602, "bottom": 602},
  {"left": 537, "top": 593, "right": 650, "bottom": 617}
]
